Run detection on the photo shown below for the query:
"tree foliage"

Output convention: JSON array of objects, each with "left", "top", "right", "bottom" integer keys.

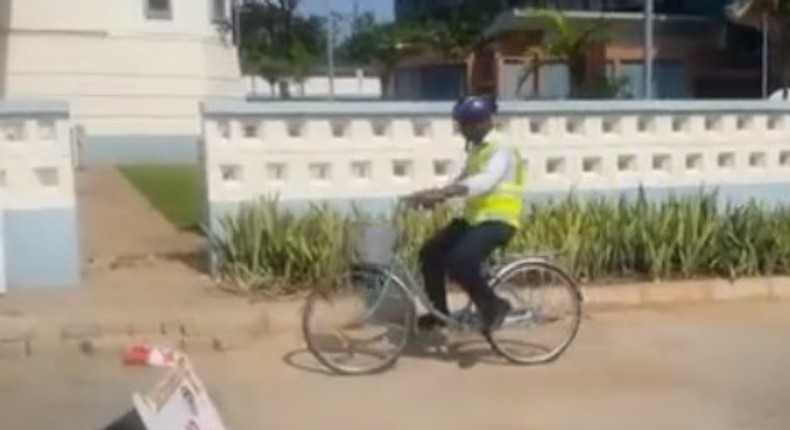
[
  {"left": 517, "top": 9, "right": 617, "bottom": 99},
  {"left": 289, "top": 41, "right": 314, "bottom": 96},
  {"left": 339, "top": 1, "right": 500, "bottom": 65},
  {"left": 336, "top": 13, "right": 430, "bottom": 97},
  {"left": 335, "top": 5, "right": 501, "bottom": 97},
  {"left": 422, "top": 0, "right": 502, "bottom": 61},
  {"left": 235, "top": 1, "right": 623, "bottom": 100},
  {"left": 238, "top": 0, "right": 324, "bottom": 96}
]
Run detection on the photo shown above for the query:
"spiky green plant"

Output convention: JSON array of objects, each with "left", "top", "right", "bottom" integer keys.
[{"left": 210, "top": 190, "right": 790, "bottom": 294}]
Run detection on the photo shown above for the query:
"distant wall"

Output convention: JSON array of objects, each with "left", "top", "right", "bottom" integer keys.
[{"left": 242, "top": 71, "right": 382, "bottom": 99}]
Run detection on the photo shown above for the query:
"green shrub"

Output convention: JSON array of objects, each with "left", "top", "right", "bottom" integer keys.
[{"left": 208, "top": 190, "right": 790, "bottom": 294}]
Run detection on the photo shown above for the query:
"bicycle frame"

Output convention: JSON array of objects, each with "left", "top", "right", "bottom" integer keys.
[
  {"left": 361, "top": 196, "right": 563, "bottom": 329},
  {"left": 362, "top": 198, "right": 462, "bottom": 325},
  {"left": 365, "top": 254, "right": 479, "bottom": 329},
  {"left": 387, "top": 256, "right": 456, "bottom": 321}
]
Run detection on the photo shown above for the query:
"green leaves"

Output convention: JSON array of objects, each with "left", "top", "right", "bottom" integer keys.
[
  {"left": 423, "top": 0, "right": 502, "bottom": 61},
  {"left": 211, "top": 191, "right": 790, "bottom": 294},
  {"left": 237, "top": 1, "right": 325, "bottom": 96},
  {"left": 517, "top": 9, "right": 622, "bottom": 99}
]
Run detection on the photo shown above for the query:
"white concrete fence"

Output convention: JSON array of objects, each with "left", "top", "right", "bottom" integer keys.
[
  {"left": 4, "top": 98, "right": 788, "bottom": 290},
  {"left": 200, "top": 100, "right": 790, "bottom": 225},
  {"left": 0, "top": 101, "right": 80, "bottom": 291},
  {"left": 243, "top": 70, "right": 382, "bottom": 99}
]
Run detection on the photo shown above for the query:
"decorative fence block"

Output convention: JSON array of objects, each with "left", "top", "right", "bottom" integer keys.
[{"left": 0, "top": 101, "right": 80, "bottom": 289}]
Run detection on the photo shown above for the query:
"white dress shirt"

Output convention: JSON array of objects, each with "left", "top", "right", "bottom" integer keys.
[{"left": 457, "top": 131, "right": 518, "bottom": 197}]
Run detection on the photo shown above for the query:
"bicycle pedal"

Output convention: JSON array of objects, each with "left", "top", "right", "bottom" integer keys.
[
  {"left": 433, "top": 344, "right": 450, "bottom": 354},
  {"left": 414, "top": 329, "right": 447, "bottom": 346}
]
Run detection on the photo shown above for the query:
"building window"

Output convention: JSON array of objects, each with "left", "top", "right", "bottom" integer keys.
[
  {"left": 211, "top": 0, "right": 226, "bottom": 22},
  {"left": 146, "top": 0, "right": 172, "bottom": 20}
]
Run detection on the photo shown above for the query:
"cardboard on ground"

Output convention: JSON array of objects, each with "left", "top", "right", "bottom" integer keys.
[{"left": 131, "top": 354, "right": 229, "bottom": 430}]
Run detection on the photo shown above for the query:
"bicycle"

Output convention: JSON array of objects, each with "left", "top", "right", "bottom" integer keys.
[{"left": 302, "top": 197, "right": 583, "bottom": 375}]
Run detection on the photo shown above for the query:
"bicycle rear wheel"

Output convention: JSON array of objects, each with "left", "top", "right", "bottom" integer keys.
[
  {"left": 302, "top": 265, "right": 415, "bottom": 375},
  {"left": 487, "top": 259, "right": 582, "bottom": 365}
]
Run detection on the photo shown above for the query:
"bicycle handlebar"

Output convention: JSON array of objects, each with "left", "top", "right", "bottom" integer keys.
[{"left": 396, "top": 192, "right": 443, "bottom": 211}]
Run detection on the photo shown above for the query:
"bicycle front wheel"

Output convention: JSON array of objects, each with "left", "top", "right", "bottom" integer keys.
[
  {"left": 487, "top": 259, "right": 582, "bottom": 365},
  {"left": 302, "top": 265, "right": 415, "bottom": 375}
]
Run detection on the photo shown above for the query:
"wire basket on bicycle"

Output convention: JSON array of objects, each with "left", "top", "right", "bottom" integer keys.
[{"left": 349, "top": 221, "right": 400, "bottom": 267}]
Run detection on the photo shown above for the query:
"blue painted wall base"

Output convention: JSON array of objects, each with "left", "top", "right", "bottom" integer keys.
[
  {"left": 80, "top": 135, "right": 199, "bottom": 165},
  {"left": 2, "top": 207, "right": 81, "bottom": 289}
]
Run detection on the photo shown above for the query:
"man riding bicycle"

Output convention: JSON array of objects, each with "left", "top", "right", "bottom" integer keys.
[{"left": 408, "top": 94, "right": 525, "bottom": 336}]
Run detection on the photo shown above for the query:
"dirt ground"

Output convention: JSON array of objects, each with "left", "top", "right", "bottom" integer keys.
[
  {"left": 75, "top": 166, "right": 213, "bottom": 304},
  {"left": 77, "top": 166, "right": 204, "bottom": 270},
  {"left": 2, "top": 300, "right": 790, "bottom": 430},
  {"left": 0, "top": 167, "right": 235, "bottom": 330},
  {"left": 3, "top": 168, "right": 790, "bottom": 430}
]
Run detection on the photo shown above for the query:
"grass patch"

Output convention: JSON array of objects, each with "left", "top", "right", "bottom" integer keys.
[{"left": 119, "top": 164, "right": 202, "bottom": 231}]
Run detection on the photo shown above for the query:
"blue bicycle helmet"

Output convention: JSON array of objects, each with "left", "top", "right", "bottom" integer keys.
[{"left": 452, "top": 95, "right": 498, "bottom": 122}]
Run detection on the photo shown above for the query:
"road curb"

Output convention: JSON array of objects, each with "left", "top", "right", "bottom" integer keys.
[
  {"left": 2, "top": 277, "right": 789, "bottom": 360},
  {"left": 69, "top": 331, "right": 257, "bottom": 358},
  {"left": 581, "top": 277, "right": 786, "bottom": 308},
  {"left": 0, "top": 307, "right": 270, "bottom": 360}
]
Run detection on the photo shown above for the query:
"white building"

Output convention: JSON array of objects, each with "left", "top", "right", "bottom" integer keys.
[{"left": 0, "top": 0, "right": 245, "bottom": 163}]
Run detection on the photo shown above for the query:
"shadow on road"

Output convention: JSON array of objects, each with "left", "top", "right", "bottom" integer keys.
[
  {"left": 282, "top": 349, "right": 339, "bottom": 376},
  {"left": 401, "top": 331, "right": 505, "bottom": 368},
  {"left": 99, "top": 408, "right": 145, "bottom": 430},
  {"left": 280, "top": 329, "right": 546, "bottom": 377}
]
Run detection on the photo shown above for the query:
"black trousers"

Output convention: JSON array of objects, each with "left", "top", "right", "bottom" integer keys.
[{"left": 418, "top": 218, "right": 516, "bottom": 315}]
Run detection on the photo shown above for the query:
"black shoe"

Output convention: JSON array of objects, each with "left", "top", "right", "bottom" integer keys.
[
  {"left": 417, "top": 314, "right": 446, "bottom": 331},
  {"left": 480, "top": 298, "right": 511, "bottom": 335}
]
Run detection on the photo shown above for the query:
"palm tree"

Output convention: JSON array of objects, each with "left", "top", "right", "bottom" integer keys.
[
  {"left": 728, "top": 0, "right": 790, "bottom": 98},
  {"left": 516, "top": 9, "right": 613, "bottom": 99},
  {"left": 371, "top": 24, "right": 428, "bottom": 98},
  {"left": 288, "top": 41, "right": 315, "bottom": 97},
  {"left": 340, "top": 18, "right": 429, "bottom": 98},
  {"left": 426, "top": 0, "right": 502, "bottom": 62},
  {"left": 249, "top": 52, "right": 289, "bottom": 97}
]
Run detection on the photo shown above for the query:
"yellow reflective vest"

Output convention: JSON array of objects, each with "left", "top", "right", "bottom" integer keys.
[{"left": 462, "top": 141, "right": 525, "bottom": 229}]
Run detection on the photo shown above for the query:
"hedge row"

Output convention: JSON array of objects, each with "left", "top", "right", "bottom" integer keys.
[{"left": 208, "top": 190, "right": 790, "bottom": 294}]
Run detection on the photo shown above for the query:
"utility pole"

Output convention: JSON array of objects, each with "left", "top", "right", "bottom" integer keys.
[
  {"left": 762, "top": 11, "right": 769, "bottom": 98},
  {"left": 643, "top": 0, "right": 654, "bottom": 99},
  {"left": 232, "top": 0, "right": 241, "bottom": 46},
  {"left": 326, "top": 0, "right": 336, "bottom": 100}
]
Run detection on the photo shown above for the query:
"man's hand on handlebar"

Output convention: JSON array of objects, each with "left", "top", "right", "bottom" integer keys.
[{"left": 403, "top": 188, "right": 448, "bottom": 209}]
